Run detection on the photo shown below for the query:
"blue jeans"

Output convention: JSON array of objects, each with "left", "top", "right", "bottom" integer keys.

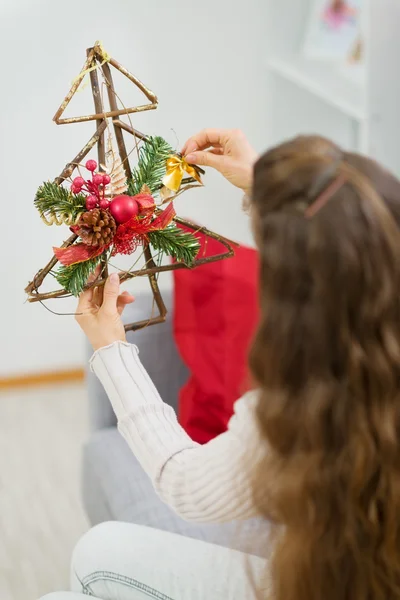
[{"left": 39, "top": 522, "right": 268, "bottom": 599}]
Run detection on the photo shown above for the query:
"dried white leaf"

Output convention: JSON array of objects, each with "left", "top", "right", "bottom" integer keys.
[
  {"left": 160, "top": 185, "right": 176, "bottom": 203},
  {"left": 104, "top": 136, "right": 128, "bottom": 196}
]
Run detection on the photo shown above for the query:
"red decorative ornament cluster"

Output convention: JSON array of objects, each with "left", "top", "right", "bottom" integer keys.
[
  {"left": 112, "top": 202, "right": 176, "bottom": 256},
  {"left": 54, "top": 163, "right": 177, "bottom": 267},
  {"left": 70, "top": 160, "right": 146, "bottom": 225},
  {"left": 71, "top": 159, "right": 112, "bottom": 211}
]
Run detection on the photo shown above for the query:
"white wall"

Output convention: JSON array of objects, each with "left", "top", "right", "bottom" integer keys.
[
  {"left": 0, "top": 0, "right": 268, "bottom": 376},
  {"left": 369, "top": 0, "right": 400, "bottom": 175},
  {"left": 263, "top": 0, "right": 367, "bottom": 153}
]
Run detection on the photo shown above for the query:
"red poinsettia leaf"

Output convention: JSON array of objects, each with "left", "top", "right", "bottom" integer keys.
[
  {"left": 53, "top": 243, "right": 108, "bottom": 266},
  {"left": 134, "top": 193, "right": 156, "bottom": 216},
  {"left": 150, "top": 202, "right": 176, "bottom": 230}
]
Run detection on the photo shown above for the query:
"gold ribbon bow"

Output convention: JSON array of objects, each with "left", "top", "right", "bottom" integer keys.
[{"left": 162, "top": 155, "right": 203, "bottom": 193}]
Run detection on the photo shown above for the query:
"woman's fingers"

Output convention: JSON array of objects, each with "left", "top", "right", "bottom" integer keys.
[
  {"left": 208, "top": 148, "right": 224, "bottom": 155},
  {"left": 117, "top": 291, "right": 135, "bottom": 316},
  {"left": 78, "top": 264, "right": 102, "bottom": 311},
  {"left": 85, "top": 269, "right": 133, "bottom": 315},
  {"left": 92, "top": 285, "right": 102, "bottom": 308},
  {"left": 77, "top": 266, "right": 102, "bottom": 314},
  {"left": 184, "top": 150, "right": 229, "bottom": 172},
  {"left": 87, "top": 265, "right": 102, "bottom": 285},
  {"left": 182, "top": 129, "right": 227, "bottom": 155},
  {"left": 101, "top": 273, "right": 121, "bottom": 316},
  {"left": 77, "top": 287, "right": 94, "bottom": 314}
]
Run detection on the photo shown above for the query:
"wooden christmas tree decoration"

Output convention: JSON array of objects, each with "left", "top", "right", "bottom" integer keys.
[{"left": 25, "top": 42, "right": 236, "bottom": 331}]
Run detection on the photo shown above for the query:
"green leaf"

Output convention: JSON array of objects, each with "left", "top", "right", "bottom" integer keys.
[
  {"left": 35, "top": 181, "right": 86, "bottom": 220},
  {"left": 148, "top": 226, "right": 200, "bottom": 266},
  {"left": 127, "top": 136, "right": 174, "bottom": 197},
  {"left": 54, "top": 255, "right": 103, "bottom": 297}
]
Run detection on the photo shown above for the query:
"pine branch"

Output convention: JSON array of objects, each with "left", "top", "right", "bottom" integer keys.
[
  {"left": 128, "top": 136, "right": 174, "bottom": 197},
  {"left": 35, "top": 181, "right": 86, "bottom": 219},
  {"left": 55, "top": 255, "right": 103, "bottom": 297},
  {"left": 148, "top": 226, "right": 200, "bottom": 266}
]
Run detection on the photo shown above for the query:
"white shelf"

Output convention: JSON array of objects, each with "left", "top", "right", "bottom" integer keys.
[{"left": 267, "top": 55, "right": 367, "bottom": 122}]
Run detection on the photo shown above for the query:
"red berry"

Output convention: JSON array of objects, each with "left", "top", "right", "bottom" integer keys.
[
  {"left": 92, "top": 173, "right": 104, "bottom": 186},
  {"left": 102, "top": 174, "right": 111, "bottom": 185},
  {"left": 71, "top": 184, "right": 80, "bottom": 194},
  {"left": 86, "top": 195, "right": 98, "bottom": 210},
  {"left": 99, "top": 199, "right": 111, "bottom": 210},
  {"left": 73, "top": 176, "right": 85, "bottom": 188},
  {"left": 86, "top": 160, "right": 97, "bottom": 172}
]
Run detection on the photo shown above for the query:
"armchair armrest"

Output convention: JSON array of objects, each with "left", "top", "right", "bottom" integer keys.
[{"left": 85, "top": 288, "right": 188, "bottom": 432}]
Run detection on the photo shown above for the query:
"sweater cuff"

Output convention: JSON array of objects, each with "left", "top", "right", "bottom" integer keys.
[
  {"left": 89, "top": 340, "right": 163, "bottom": 418},
  {"left": 89, "top": 340, "right": 136, "bottom": 368}
]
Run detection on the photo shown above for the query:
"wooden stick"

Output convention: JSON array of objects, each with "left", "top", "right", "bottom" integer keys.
[
  {"left": 167, "top": 183, "right": 203, "bottom": 201},
  {"left": 101, "top": 62, "right": 132, "bottom": 180},
  {"left": 25, "top": 233, "right": 78, "bottom": 294},
  {"left": 144, "top": 245, "right": 167, "bottom": 319},
  {"left": 174, "top": 216, "right": 240, "bottom": 248},
  {"left": 53, "top": 49, "right": 96, "bottom": 123},
  {"left": 27, "top": 289, "right": 73, "bottom": 301},
  {"left": 55, "top": 122, "right": 107, "bottom": 184},
  {"left": 108, "top": 57, "right": 158, "bottom": 103},
  {"left": 55, "top": 103, "right": 158, "bottom": 125},
  {"left": 123, "top": 245, "right": 167, "bottom": 333},
  {"left": 54, "top": 46, "right": 158, "bottom": 125},
  {"left": 113, "top": 120, "right": 149, "bottom": 142},
  {"left": 88, "top": 49, "right": 106, "bottom": 168},
  {"left": 88, "top": 50, "right": 110, "bottom": 294},
  {"left": 26, "top": 232, "right": 235, "bottom": 303},
  {"left": 27, "top": 223, "right": 235, "bottom": 301},
  {"left": 26, "top": 217, "right": 237, "bottom": 300},
  {"left": 115, "top": 235, "right": 235, "bottom": 285},
  {"left": 124, "top": 315, "right": 166, "bottom": 332}
]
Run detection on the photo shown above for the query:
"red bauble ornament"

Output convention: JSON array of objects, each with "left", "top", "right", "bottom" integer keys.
[
  {"left": 86, "top": 160, "right": 97, "bottom": 172},
  {"left": 99, "top": 199, "right": 111, "bottom": 210},
  {"left": 110, "top": 195, "right": 139, "bottom": 224},
  {"left": 102, "top": 174, "right": 111, "bottom": 185},
  {"left": 92, "top": 173, "right": 104, "bottom": 186},
  {"left": 73, "top": 176, "right": 85, "bottom": 189},
  {"left": 86, "top": 195, "right": 98, "bottom": 210}
]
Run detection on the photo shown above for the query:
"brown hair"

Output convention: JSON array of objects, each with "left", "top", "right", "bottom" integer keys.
[{"left": 249, "top": 135, "right": 400, "bottom": 599}]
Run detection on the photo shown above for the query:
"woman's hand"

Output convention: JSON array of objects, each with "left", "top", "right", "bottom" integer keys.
[
  {"left": 75, "top": 271, "right": 135, "bottom": 351},
  {"left": 182, "top": 128, "right": 258, "bottom": 195}
]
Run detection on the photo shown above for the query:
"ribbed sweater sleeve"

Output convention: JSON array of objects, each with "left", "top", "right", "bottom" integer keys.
[{"left": 90, "top": 341, "right": 262, "bottom": 523}]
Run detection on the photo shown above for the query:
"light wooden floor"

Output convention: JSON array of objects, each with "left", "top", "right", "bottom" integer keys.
[{"left": 0, "top": 383, "right": 90, "bottom": 600}]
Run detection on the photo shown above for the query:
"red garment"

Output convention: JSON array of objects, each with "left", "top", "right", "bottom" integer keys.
[{"left": 173, "top": 230, "right": 259, "bottom": 444}]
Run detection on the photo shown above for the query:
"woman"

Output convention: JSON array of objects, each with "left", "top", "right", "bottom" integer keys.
[{"left": 41, "top": 130, "right": 400, "bottom": 599}]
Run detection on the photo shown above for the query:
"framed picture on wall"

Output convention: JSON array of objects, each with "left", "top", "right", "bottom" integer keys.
[{"left": 303, "top": 0, "right": 363, "bottom": 60}]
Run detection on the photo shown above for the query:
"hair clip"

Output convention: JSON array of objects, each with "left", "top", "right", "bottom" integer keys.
[{"left": 305, "top": 174, "right": 347, "bottom": 219}]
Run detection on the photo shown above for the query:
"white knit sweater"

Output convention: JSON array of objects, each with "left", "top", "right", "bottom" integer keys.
[{"left": 90, "top": 341, "right": 264, "bottom": 524}]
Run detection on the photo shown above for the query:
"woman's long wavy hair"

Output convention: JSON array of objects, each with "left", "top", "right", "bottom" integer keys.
[{"left": 249, "top": 136, "right": 400, "bottom": 600}]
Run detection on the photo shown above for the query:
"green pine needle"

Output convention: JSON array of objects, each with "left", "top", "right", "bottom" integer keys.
[
  {"left": 148, "top": 226, "right": 200, "bottom": 266},
  {"left": 128, "top": 136, "right": 174, "bottom": 197},
  {"left": 55, "top": 255, "right": 103, "bottom": 297},
  {"left": 35, "top": 181, "right": 86, "bottom": 220}
]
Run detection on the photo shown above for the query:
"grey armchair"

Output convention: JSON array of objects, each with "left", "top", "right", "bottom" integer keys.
[{"left": 82, "top": 288, "right": 269, "bottom": 557}]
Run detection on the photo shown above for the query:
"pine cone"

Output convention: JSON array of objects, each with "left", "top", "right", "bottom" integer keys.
[{"left": 77, "top": 208, "right": 117, "bottom": 246}]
